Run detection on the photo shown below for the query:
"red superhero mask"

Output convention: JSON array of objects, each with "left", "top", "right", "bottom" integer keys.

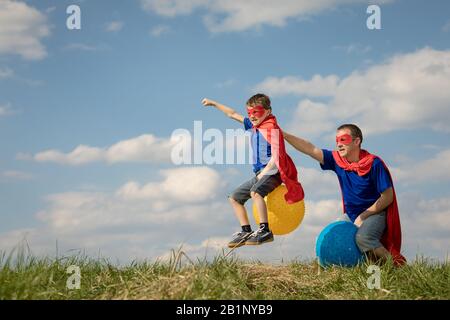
[
  {"left": 247, "top": 105, "right": 266, "bottom": 118},
  {"left": 336, "top": 133, "right": 353, "bottom": 145}
]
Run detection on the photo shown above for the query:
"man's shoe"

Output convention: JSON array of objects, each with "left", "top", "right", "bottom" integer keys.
[
  {"left": 245, "top": 227, "right": 274, "bottom": 245},
  {"left": 227, "top": 231, "right": 252, "bottom": 248}
]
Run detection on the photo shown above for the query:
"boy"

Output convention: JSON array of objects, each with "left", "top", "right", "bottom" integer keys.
[{"left": 201, "top": 94, "right": 304, "bottom": 248}]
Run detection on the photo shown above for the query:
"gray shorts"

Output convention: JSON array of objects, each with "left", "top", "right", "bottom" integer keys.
[
  {"left": 338, "top": 211, "right": 386, "bottom": 253},
  {"left": 229, "top": 173, "right": 282, "bottom": 205}
]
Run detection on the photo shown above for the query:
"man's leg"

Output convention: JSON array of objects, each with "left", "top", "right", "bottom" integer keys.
[
  {"left": 372, "top": 246, "right": 391, "bottom": 261},
  {"left": 356, "top": 211, "right": 390, "bottom": 263}
]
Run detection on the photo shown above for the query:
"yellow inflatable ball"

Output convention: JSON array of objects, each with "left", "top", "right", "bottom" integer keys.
[{"left": 252, "top": 184, "right": 305, "bottom": 235}]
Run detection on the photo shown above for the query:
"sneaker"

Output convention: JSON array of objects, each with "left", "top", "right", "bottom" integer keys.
[
  {"left": 228, "top": 231, "right": 252, "bottom": 248},
  {"left": 245, "top": 226, "right": 274, "bottom": 245}
]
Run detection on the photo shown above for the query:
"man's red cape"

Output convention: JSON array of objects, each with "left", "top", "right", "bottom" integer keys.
[
  {"left": 255, "top": 115, "right": 304, "bottom": 204},
  {"left": 332, "top": 150, "right": 406, "bottom": 265}
]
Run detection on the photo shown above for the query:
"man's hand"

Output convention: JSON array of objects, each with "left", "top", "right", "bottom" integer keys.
[
  {"left": 202, "top": 98, "right": 216, "bottom": 107},
  {"left": 354, "top": 211, "right": 369, "bottom": 227},
  {"left": 354, "top": 188, "right": 394, "bottom": 227}
]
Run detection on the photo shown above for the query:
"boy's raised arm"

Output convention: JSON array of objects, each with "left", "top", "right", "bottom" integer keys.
[
  {"left": 202, "top": 98, "right": 244, "bottom": 123},
  {"left": 283, "top": 131, "right": 324, "bottom": 165}
]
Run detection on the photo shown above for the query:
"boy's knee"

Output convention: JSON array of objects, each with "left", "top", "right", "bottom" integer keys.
[
  {"left": 229, "top": 196, "right": 238, "bottom": 204},
  {"left": 229, "top": 195, "right": 244, "bottom": 206},
  {"left": 250, "top": 191, "right": 262, "bottom": 199}
]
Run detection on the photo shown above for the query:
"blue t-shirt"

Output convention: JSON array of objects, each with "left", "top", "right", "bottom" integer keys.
[
  {"left": 320, "top": 149, "right": 392, "bottom": 222},
  {"left": 244, "top": 117, "right": 272, "bottom": 173}
]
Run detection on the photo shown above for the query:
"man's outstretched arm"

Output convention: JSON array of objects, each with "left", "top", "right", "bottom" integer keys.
[{"left": 283, "top": 131, "right": 324, "bottom": 164}]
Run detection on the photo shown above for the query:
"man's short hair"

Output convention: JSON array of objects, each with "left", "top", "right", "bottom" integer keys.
[
  {"left": 247, "top": 93, "right": 271, "bottom": 110},
  {"left": 337, "top": 124, "right": 363, "bottom": 145}
]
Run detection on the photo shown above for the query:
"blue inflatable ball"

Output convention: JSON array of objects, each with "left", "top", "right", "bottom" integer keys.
[{"left": 316, "top": 221, "right": 363, "bottom": 267}]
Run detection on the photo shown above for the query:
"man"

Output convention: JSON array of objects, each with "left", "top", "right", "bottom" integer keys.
[{"left": 284, "top": 124, "right": 406, "bottom": 265}]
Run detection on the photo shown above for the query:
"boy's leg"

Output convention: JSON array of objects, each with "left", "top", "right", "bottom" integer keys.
[
  {"left": 229, "top": 197, "right": 250, "bottom": 226},
  {"left": 251, "top": 191, "right": 268, "bottom": 224},
  {"left": 251, "top": 173, "right": 282, "bottom": 225},
  {"left": 227, "top": 176, "right": 258, "bottom": 248},
  {"left": 228, "top": 176, "right": 258, "bottom": 225},
  {"left": 246, "top": 173, "right": 282, "bottom": 245}
]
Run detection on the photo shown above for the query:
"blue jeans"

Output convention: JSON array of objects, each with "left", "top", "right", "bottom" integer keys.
[{"left": 338, "top": 212, "right": 386, "bottom": 252}]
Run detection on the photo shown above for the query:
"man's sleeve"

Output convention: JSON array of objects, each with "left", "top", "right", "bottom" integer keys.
[
  {"left": 373, "top": 159, "right": 393, "bottom": 194},
  {"left": 243, "top": 117, "right": 253, "bottom": 131},
  {"left": 320, "top": 149, "right": 336, "bottom": 171}
]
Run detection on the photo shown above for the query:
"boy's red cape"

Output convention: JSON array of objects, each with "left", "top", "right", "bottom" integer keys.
[
  {"left": 332, "top": 150, "right": 406, "bottom": 265},
  {"left": 255, "top": 115, "right": 304, "bottom": 204}
]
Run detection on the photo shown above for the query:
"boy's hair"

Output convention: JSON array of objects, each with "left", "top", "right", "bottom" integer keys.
[
  {"left": 247, "top": 93, "right": 271, "bottom": 110},
  {"left": 337, "top": 124, "right": 363, "bottom": 145}
]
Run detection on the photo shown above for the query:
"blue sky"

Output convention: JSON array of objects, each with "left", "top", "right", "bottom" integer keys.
[{"left": 0, "top": 0, "right": 449, "bottom": 263}]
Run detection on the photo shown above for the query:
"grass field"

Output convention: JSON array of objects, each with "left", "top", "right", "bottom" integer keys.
[{"left": 1, "top": 247, "right": 448, "bottom": 300}]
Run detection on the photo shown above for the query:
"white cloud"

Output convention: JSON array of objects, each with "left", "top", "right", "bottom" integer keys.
[
  {"left": 0, "top": 228, "right": 38, "bottom": 251},
  {"left": 150, "top": 25, "right": 171, "bottom": 37},
  {"left": 215, "top": 79, "right": 236, "bottom": 89},
  {"left": 1, "top": 70, "right": 44, "bottom": 86},
  {"left": 0, "top": 67, "right": 14, "bottom": 79},
  {"left": 34, "top": 145, "right": 104, "bottom": 165},
  {"left": 154, "top": 237, "right": 230, "bottom": 263},
  {"left": 0, "top": 103, "right": 14, "bottom": 117},
  {"left": 29, "top": 134, "right": 176, "bottom": 166},
  {"left": 1, "top": 173, "right": 449, "bottom": 262},
  {"left": 27, "top": 127, "right": 253, "bottom": 167},
  {"left": 0, "top": 166, "right": 233, "bottom": 262},
  {"left": 256, "top": 47, "right": 450, "bottom": 136},
  {"left": 398, "top": 194, "right": 450, "bottom": 260},
  {"left": 298, "top": 167, "right": 341, "bottom": 198},
  {"left": 286, "top": 100, "right": 337, "bottom": 138},
  {"left": 172, "top": 198, "right": 343, "bottom": 263},
  {"left": 63, "top": 43, "right": 107, "bottom": 52},
  {"left": 333, "top": 43, "right": 372, "bottom": 55},
  {"left": 105, "top": 21, "right": 124, "bottom": 32},
  {"left": 254, "top": 75, "right": 339, "bottom": 97},
  {"left": 141, "top": 0, "right": 209, "bottom": 17},
  {"left": 2, "top": 170, "right": 33, "bottom": 180},
  {"left": 116, "top": 167, "right": 223, "bottom": 202},
  {"left": 105, "top": 134, "right": 174, "bottom": 163},
  {"left": 141, "top": 0, "right": 393, "bottom": 33},
  {"left": 392, "top": 149, "right": 450, "bottom": 184},
  {"left": 35, "top": 166, "right": 224, "bottom": 234},
  {"left": 180, "top": 193, "right": 450, "bottom": 263},
  {"left": 442, "top": 20, "right": 450, "bottom": 32},
  {"left": 45, "top": 7, "right": 56, "bottom": 14},
  {"left": 302, "top": 199, "right": 343, "bottom": 230},
  {"left": 0, "top": 0, "right": 50, "bottom": 60}
]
